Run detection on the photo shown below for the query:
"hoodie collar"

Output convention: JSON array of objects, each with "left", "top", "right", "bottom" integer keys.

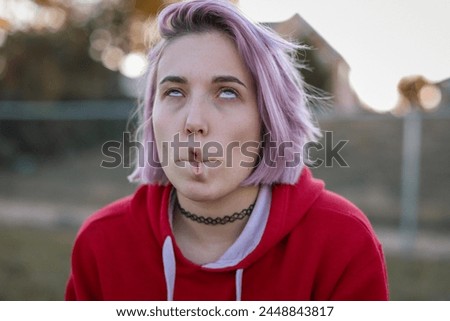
[{"left": 142, "top": 167, "right": 324, "bottom": 300}]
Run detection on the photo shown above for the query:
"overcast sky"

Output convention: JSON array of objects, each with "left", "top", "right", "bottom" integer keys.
[{"left": 240, "top": 0, "right": 450, "bottom": 111}]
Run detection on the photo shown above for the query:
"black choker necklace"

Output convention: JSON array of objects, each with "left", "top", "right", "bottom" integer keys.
[{"left": 176, "top": 200, "right": 255, "bottom": 225}]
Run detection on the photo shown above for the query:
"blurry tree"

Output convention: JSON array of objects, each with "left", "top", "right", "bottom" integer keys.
[
  {"left": 0, "top": 0, "right": 170, "bottom": 100},
  {"left": 396, "top": 75, "right": 443, "bottom": 113},
  {"left": 0, "top": 0, "right": 172, "bottom": 168},
  {"left": 1, "top": 26, "right": 121, "bottom": 100}
]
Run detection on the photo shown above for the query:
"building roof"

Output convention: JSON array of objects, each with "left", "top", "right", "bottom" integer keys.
[{"left": 266, "top": 14, "right": 349, "bottom": 67}]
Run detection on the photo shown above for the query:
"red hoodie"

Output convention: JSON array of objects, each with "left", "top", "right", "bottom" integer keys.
[{"left": 65, "top": 168, "right": 389, "bottom": 300}]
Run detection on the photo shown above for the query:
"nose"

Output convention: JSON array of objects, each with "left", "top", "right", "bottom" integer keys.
[{"left": 184, "top": 96, "right": 209, "bottom": 136}]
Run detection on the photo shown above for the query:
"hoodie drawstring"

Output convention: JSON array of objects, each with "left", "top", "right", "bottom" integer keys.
[
  {"left": 235, "top": 269, "right": 243, "bottom": 301},
  {"left": 162, "top": 236, "right": 244, "bottom": 301},
  {"left": 162, "top": 237, "right": 176, "bottom": 301}
]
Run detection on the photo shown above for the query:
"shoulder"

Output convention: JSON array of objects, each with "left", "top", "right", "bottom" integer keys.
[
  {"left": 273, "top": 168, "right": 376, "bottom": 239},
  {"left": 275, "top": 173, "right": 388, "bottom": 299},
  {"left": 305, "top": 190, "right": 389, "bottom": 300},
  {"left": 74, "top": 185, "right": 150, "bottom": 241},
  {"left": 74, "top": 195, "right": 133, "bottom": 243},
  {"left": 305, "top": 188, "right": 382, "bottom": 249},
  {"left": 84, "top": 196, "right": 131, "bottom": 225},
  {"left": 73, "top": 184, "right": 168, "bottom": 244},
  {"left": 313, "top": 189, "right": 373, "bottom": 231}
]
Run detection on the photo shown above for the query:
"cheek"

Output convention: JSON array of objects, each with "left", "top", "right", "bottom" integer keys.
[
  {"left": 230, "top": 115, "right": 261, "bottom": 143},
  {"left": 152, "top": 103, "right": 175, "bottom": 140},
  {"left": 152, "top": 106, "right": 173, "bottom": 162},
  {"left": 236, "top": 116, "right": 262, "bottom": 166},
  {"left": 223, "top": 123, "right": 261, "bottom": 168}
]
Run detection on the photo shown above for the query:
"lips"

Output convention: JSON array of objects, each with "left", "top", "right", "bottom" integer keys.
[
  {"left": 175, "top": 147, "right": 223, "bottom": 168},
  {"left": 189, "top": 147, "right": 204, "bottom": 163},
  {"left": 189, "top": 160, "right": 200, "bottom": 167},
  {"left": 175, "top": 159, "right": 222, "bottom": 168}
]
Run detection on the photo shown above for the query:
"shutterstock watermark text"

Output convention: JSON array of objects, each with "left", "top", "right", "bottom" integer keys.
[{"left": 100, "top": 131, "right": 349, "bottom": 169}]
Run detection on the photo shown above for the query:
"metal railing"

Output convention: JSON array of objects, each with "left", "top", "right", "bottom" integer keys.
[{"left": 0, "top": 100, "right": 135, "bottom": 120}]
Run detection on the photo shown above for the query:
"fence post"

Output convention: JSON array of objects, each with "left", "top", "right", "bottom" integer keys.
[{"left": 399, "top": 109, "right": 422, "bottom": 255}]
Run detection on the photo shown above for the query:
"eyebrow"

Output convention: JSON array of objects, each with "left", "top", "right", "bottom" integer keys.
[
  {"left": 212, "top": 76, "right": 247, "bottom": 88},
  {"left": 159, "top": 76, "right": 187, "bottom": 85},
  {"left": 159, "top": 75, "right": 247, "bottom": 88}
]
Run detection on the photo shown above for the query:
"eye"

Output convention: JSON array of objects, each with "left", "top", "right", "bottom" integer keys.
[
  {"left": 218, "top": 88, "right": 238, "bottom": 99},
  {"left": 164, "top": 89, "right": 184, "bottom": 97}
]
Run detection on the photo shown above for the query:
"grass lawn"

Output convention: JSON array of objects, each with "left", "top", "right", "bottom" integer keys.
[
  {"left": 0, "top": 225, "right": 449, "bottom": 300},
  {"left": 0, "top": 226, "right": 76, "bottom": 300}
]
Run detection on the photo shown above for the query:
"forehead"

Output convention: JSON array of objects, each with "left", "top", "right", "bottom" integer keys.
[{"left": 156, "top": 31, "right": 253, "bottom": 84}]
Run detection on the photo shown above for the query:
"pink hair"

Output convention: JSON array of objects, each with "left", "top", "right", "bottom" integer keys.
[{"left": 129, "top": 0, "right": 321, "bottom": 185}]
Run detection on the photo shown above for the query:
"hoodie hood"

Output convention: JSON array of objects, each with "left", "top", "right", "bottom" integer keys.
[
  {"left": 240, "top": 168, "right": 325, "bottom": 267},
  {"left": 67, "top": 166, "right": 388, "bottom": 300},
  {"left": 142, "top": 168, "right": 324, "bottom": 300}
]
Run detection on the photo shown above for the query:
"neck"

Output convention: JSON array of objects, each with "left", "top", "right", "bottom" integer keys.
[{"left": 172, "top": 185, "right": 259, "bottom": 262}]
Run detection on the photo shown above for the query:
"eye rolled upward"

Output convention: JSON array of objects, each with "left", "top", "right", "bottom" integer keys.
[
  {"left": 218, "top": 88, "right": 239, "bottom": 99},
  {"left": 163, "top": 87, "right": 239, "bottom": 100},
  {"left": 165, "top": 88, "right": 184, "bottom": 97}
]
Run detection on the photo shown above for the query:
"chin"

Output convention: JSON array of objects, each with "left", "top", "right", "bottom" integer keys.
[
  {"left": 167, "top": 166, "right": 250, "bottom": 203},
  {"left": 175, "top": 183, "right": 221, "bottom": 202}
]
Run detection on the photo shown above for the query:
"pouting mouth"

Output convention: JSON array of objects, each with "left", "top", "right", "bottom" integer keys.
[
  {"left": 189, "top": 147, "right": 203, "bottom": 163},
  {"left": 175, "top": 147, "right": 223, "bottom": 164},
  {"left": 175, "top": 159, "right": 223, "bottom": 168}
]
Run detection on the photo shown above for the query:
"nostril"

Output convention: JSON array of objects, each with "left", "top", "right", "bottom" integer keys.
[
  {"left": 185, "top": 128, "right": 204, "bottom": 136},
  {"left": 184, "top": 118, "right": 207, "bottom": 136}
]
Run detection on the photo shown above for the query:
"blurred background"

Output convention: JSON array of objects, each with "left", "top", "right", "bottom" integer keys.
[{"left": 0, "top": 0, "right": 449, "bottom": 300}]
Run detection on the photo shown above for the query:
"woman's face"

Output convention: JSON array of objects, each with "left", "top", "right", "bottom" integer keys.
[{"left": 152, "top": 31, "right": 261, "bottom": 202}]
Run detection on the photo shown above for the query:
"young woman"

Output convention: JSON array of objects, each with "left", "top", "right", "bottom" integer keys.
[{"left": 66, "top": 0, "right": 389, "bottom": 300}]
